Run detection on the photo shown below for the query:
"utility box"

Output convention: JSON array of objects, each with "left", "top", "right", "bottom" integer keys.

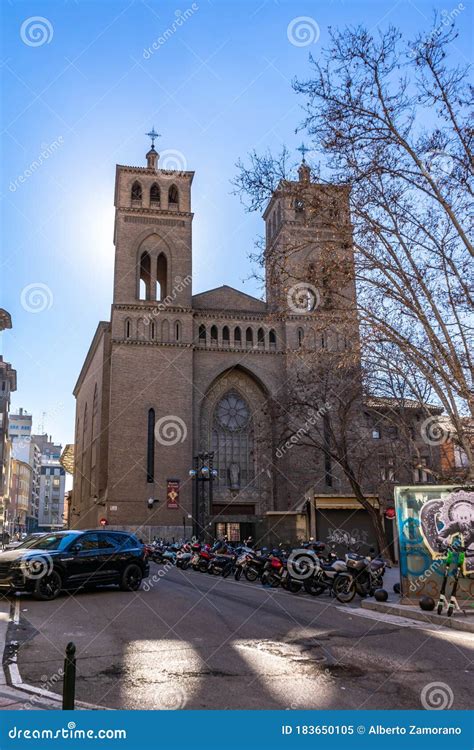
[{"left": 394, "top": 484, "right": 473, "bottom": 603}]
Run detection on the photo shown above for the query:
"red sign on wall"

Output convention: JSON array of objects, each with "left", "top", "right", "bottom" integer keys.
[
  {"left": 99, "top": 518, "right": 108, "bottom": 526},
  {"left": 167, "top": 479, "right": 180, "bottom": 509}
]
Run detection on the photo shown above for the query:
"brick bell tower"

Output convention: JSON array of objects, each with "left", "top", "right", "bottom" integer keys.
[
  {"left": 106, "top": 129, "right": 195, "bottom": 537},
  {"left": 263, "top": 146, "right": 359, "bottom": 354}
]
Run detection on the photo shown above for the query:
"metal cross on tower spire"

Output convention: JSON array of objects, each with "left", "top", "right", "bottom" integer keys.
[
  {"left": 146, "top": 127, "right": 161, "bottom": 149},
  {"left": 297, "top": 142, "right": 310, "bottom": 163}
]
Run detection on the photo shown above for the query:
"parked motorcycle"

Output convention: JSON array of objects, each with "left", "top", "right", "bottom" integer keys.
[
  {"left": 302, "top": 551, "right": 356, "bottom": 603},
  {"left": 345, "top": 550, "right": 386, "bottom": 597}
]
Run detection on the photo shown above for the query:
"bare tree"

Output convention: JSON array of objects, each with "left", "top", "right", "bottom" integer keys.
[{"left": 234, "top": 17, "right": 473, "bottom": 475}]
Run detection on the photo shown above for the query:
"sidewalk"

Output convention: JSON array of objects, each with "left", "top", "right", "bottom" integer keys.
[{"left": 0, "top": 598, "right": 65, "bottom": 710}]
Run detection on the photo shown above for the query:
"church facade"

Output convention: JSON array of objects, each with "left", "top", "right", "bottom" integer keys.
[{"left": 72, "top": 140, "right": 360, "bottom": 542}]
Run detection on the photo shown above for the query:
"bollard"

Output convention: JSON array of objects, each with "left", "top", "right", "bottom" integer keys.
[{"left": 62, "top": 641, "right": 76, "bottom": 710}]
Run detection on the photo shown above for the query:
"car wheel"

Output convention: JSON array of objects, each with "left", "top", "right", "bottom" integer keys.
[
  {"left": 119, "top": 564, "right": 143, "bottom": 592},
  {"left": 33, "top": 570, "right": 62, "bottom": 601}
]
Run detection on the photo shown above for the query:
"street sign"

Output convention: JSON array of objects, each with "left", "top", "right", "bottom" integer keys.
[{"left": 99, "top": 518, "right": 108, "bottom": 526}]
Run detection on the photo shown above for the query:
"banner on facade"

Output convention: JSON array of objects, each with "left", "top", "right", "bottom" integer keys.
[{"left": 167, "top": 479, "right": 180, "bottom": 509}]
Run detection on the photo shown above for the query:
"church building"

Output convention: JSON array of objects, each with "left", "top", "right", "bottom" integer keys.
[{"left": 72, "top": 136, "right": 360, "bottom": 542}]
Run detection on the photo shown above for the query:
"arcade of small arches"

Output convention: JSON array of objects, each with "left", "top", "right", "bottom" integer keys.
[
  {"left": 131, "top": 180, "right": 180, "bottom": 211},
  {"left": 122, "top": 317, "right": 350, "bottom": 352}
]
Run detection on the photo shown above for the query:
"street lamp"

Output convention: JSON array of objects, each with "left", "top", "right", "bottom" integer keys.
[{"left": 188, "top": 452, "right": 218, "bottom": 540}]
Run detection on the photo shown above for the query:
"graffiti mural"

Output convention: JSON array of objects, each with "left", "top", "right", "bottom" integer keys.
[{"left": 394, "top": 485, "right": 474, "bottom": 600}]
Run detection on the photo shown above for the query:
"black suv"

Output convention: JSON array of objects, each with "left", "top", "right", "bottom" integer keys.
[{"left": 0, "top": 530, "right": 149, "bottom": 600}]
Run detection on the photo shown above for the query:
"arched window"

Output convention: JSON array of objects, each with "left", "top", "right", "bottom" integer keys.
[
  {"left": 175, "top": 320, "right": 181, "bottom": 342},
  {"left": 150, "top": 183, "right": 160, "bottom": 205},
  {"left": 297, "top": 327, "right": 304, "bottom": 347},
  {"left": 150, "top": 321, "right": 155, "bottom": 340},
  {"left": 91, "top": 385, "right": 98, "bottom": 494},
  {"left": 211, "top": 391, "right": 254, "bottom": 489},
  {"left": 211, "top": 325, "right": 218, "bottom": 345},
  {"left": 125, "top": 319, "right": 131, "bottom": 339},
  {"left": 269, "top": 329, "right": 276, "bottom": 349},
  {"left": 139, "top": 251, "right": 151, "bottom": 300},
  {"left": 156, "top": 253, "right": 167, "bottom": 301},
  {"left": 295, "top": 197, "right": 304, "bottom": 213},
  {"left": 161, "top": 319, "right": 169, "bottom": 341},
  {"left": 131, "top": 181, "right": 142, "bottom": 203},
  {"left": 222, "top": 326, "right": 230, "bottom": 345},
  {"left": 81, "top": 403, "right": 89, "bottom": 502},
  {"left": 198, "top": 324, "right": 206, "bottom": 344},
  {"left": 321, "top": 332, "right": 327, "bottom": 349},
  {"left": 168, "top": 184, "right": 179, "bottom": 207},
  {"left": 234, "top": 326, "right": 242, "bottom": 346},
  {"left": 257, "top": 327, "right": 265, "bottom": 348},
  {"left": 147, "top": 408, "right": 155, "bottom": 483},
  {"left": 246, "top": 327, "right": 253, "bottom": 348}
]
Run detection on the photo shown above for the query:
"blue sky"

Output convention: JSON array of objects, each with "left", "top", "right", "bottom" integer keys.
[{"left": 1, "top": 0, "right": 472, "bottom": 450}]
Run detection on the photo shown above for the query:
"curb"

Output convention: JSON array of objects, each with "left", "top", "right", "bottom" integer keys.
[
  {"left": 361, "top": 599, "right": 474, "bottom": 633},
  {"left": 3, "top": 599, "right": 108, "bottom": 710}
]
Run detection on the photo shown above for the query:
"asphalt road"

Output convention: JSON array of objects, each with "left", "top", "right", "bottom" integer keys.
[{"left": 11, "top": 564, "right": 473, "bottom": 710}]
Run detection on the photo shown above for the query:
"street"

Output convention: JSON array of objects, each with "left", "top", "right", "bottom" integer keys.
[{"left": 9, "top": 564, "right": 473, "bottom": 710}]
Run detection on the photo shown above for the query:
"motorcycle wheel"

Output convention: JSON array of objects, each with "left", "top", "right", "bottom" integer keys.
[
  {"left": 333, "top": 574, "right": 356, "bottom": 603},
  {"left": 234, "top": 567, "right": 243, "bottom": 581},
  {"left": 244, "top": 567, "right": 259, "bottom": 583},
  {"left": 182, "top": 560, "right": 190, "bottom": 571},
  {"left": 222, "top": 563, "right": 233, "bottom": 578},
  {"left": 198, "top": 561, "right": 208, "bottom": 573},
  {"left": 284, "top": 579, "right": 302, "bottom": 594},
  {"left": 304, "top": 578, "right": 325, "bottom": 596}
]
